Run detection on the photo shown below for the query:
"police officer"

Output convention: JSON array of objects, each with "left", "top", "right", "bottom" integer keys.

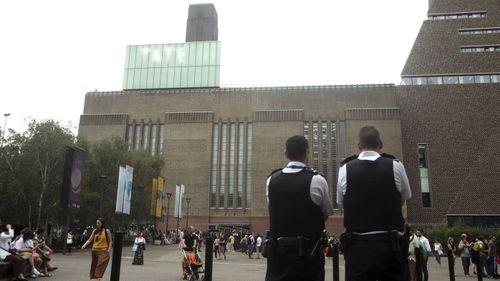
[
  {"left": 265, "top": 135, "right": 334, "bottom": 281},
  {"left": 337, "top": 126, "right": 411, "bottom": 281}
]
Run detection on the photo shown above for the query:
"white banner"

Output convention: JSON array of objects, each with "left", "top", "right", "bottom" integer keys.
[
  {"left": 115, "top": 165, "right": 133, "bottom": 214},
  {"left": 174, "top": 184, "right": 185, "bottom": 218}
]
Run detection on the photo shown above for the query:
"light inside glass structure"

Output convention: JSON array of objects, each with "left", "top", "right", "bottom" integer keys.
[{"left": 123, "top": 41, "right": 221, "bottom": 90}]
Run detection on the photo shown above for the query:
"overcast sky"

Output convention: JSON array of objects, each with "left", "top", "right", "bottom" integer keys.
[{"left": 0, "top": 0, "right": 427, "bottom": 136}]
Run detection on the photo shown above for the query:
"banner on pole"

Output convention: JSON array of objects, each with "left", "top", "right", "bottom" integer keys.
[
  {"left": 150, "top": 177, "right": 158, "bottom": 216},
  {"left": 60, "top": 146, "right": 86, "bottom": 209},
  {"left": 155, "top": 177, "right": 164, "bottom": 218},
  {"left": 115, "top": 165, "right": 133, "bottom": 215},
  {"left": 174, "top": 184, "right": 184, "bottom": 218}
]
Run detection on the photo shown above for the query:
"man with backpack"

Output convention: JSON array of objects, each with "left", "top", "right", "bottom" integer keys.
[{"left": 416, "top": 228, "right": 431, "bottom": 281}]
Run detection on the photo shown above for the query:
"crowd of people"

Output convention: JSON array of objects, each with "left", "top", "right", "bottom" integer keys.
[
  {"left": 407, "top": 227, "right": 499, "bottom": 280},
  {"left": 0, "top": 224, "right": 58, "bottom": 280}
]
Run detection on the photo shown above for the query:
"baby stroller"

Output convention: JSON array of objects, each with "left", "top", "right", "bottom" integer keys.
[{"left": 182, "top": 248, "right": 204, "bottom": 280}]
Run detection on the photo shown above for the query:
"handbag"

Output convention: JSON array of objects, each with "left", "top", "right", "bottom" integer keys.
[{"left": 132, "top": 244, "right": 138, "bottom": 252}]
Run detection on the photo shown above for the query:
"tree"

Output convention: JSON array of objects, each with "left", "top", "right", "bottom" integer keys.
[{"left": 0, "top": 120, "right": 75, "bottom": 228}]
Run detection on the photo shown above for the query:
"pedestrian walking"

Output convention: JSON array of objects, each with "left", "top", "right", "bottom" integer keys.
[
  {"left": 132, "top": 232, "right": 146, "bottom": 265},
  {"left": 81, "top": 218, "right": 112, "bottom": 281}
]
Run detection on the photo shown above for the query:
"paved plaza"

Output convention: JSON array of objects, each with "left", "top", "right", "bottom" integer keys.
[{"left": 1, "top": 244, "right": 478, "bottom": 281}]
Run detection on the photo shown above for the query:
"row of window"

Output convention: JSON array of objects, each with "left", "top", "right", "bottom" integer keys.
[
  {"left": 461, "top": 45, "right": 500, "bottom": 53},
  {"left": 210, "top": 123, "right": 253, "bottom": 209},
  {"left": 428, "top": 12, "right": 486, "bottom": 20},
  {"left": 459, "top": 27, "right": 500, "bottom": 35},
  {"left": 401, "top": 74, "right": 500, "bottom": 86},
  {"left": 126, "top": 123, "right": 165, "bottom": 156},
  {"left": 303, "top": 121, "right": 346, "bottom": 208},
  {"left": 418, "top": 144, "right": 431, "bottom": 208}
]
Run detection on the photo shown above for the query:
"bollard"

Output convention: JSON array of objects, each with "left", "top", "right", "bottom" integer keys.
[
  {"left": 446, "top": 250, "right": 455, "bottom": 281},
  {"left": 332, "top": 244, "right": 340, "bottom": 281},
  {"left": 110, "top": 231, "right": 124, "bottom": 281},
  {"left": 204, "top": 234, "right": 214, "bottom": 281},
  {"left": 415, "top": 247, "right": 423, "bottom": 281}
]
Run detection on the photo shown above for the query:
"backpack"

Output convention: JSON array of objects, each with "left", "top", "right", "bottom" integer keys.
[{"left": 419, "top": 238, "right": 429, "bottom": 260}]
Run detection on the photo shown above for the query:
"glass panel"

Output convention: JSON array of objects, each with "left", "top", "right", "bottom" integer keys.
[
  {"left": 172, "top": 67, "right": 181, "bottom": 88},
  {"left": 402, "top": 78, "right": 412, "bottom": 85},
  {"left": 127, "top": 125, "right": 133, "bottom": 150},
  {"left": 202, "top": 42, "right": 210, "bottom": 65},
  {"left": 237, "top": 123, "right": 244, "bottom": 208},
  {"left": 176, "top": 45, "right": 187, "bottom": 66},
  {"left": 151, "top": 124, "right": 157, "bottom": 156},
  {"left": 209, "top": 42, "right": 217, "bottom": 65},
  {"left": 181, "top": 67, "right": 189, "bottom": 88},
  {"left": 133, "top": 69, "right": 141, "bottom": 89},
  {"left": 167, "top": 68, "right": 175, "bottom": 88},
  {"left": 220, "top": 124, "right": 227, "bottom": 208},
  {"left": 211, "top": 124, "right": 219, "bottom": 208},
  {"left": 158, "top": 125, "right": 164, "bottom": 156},
  {"left": 412, "top": 77, "right": 426, "bottom": 85},
  {"left": 128, "top": 46, "right": 137, "bottom": 69},
  {"left": 475, "top": 75, "right": 490, "bottom": 83},
  {"left": 491, "top": 75, "right": 500, "bottom": 83},
  {"left": 422, "top": 193, "right": 431, "bottom": 208},
  {"left": 139, "top": 69, "right": 148, "bottom": 89},
  {"left": 419, "top": 167, "right": 428, "bottom": 178},
  {"left": 196, "top": 42, "right": 204, "bottom": 65},
  {"left": 246, "top": 123, "right": 253, "bottom": 208},
  {"left": 420, "top": 178, "right": 429, "bottom": 193},
  {"left": 135, "top": 124, "right": 141, "bottom": 150},
  {"left": 188, "top": 43, "right": 196, "bottom": 65},
  {"left": 217, "top": 42, "right": 221, "bottom": 65},
  {"left": 153, "top": 68, "right": 161, "bottom": 88},
  {"left": 459, "top": 76, "right": 475, "bottom": 84},
  {"left": 194, "top": 67, "right": 202, "bottom": 87},
  {"left": 201, "top": 66, "right": 209, "bottom": 87},
  {"left": 188, "top": 67, "right": 196, "bottom": 87},
  {"left": 443, "top": 76, "right": 459, "bottom": 84},
  {"left": 228, "top": 123, "right": 236, "bottom": 208},
  {"left": 426, "top": 76, "right": 442, "bottom": 85},
  {"left": 143, "top": 124, "right": 149, "bottom": 150},
  {"left": 147, "top": 68, "right": 155, "bottom": 88},
  {"left": 150, "top": 45, "right": 162, "bottom": 68}
]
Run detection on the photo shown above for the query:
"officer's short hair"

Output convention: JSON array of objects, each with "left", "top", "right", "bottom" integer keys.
[
  {"left": 358, "top": 126, "right": 381, "bottom": 150},
  {"left": 286, "top": 135, "right": 308, "bottom": 160}
]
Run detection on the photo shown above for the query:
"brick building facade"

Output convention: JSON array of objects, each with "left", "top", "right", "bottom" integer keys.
[{"left": 78, "top": 1, "right": 500, "bottom": 235}]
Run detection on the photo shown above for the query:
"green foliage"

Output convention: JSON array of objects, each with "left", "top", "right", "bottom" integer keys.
[
  {"left": 0, "top": 121, "right": 164, "bottom": 232},
  {"left": 421, "top": 221, "right": 500, "bottom": 244}
]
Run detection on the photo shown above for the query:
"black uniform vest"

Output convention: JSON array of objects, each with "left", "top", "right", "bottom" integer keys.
[
  {"left": 268, "top": 168, "right": 325, "bottom": 238},
  {"left": 343, "top": 157, "right": 404, "bottom": 232}
]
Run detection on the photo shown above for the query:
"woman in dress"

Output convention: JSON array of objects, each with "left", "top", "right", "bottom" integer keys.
[
  {"left": 132, "top": 232, "right": 146, "bottom": 265},
  {"left": 81, "top": 218, "right": 112, "bottom": 281}
]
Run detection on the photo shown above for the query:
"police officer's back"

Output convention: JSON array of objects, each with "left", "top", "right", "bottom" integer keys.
[
  {"left": 265, "top": 135, "right": 334, "bottom": 281},
  {"left": 337, "top": 126, "right": 411, "bottom": 281}
]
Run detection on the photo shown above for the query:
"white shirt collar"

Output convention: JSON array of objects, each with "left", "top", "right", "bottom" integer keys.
[{"left": 358, "top": 150, "right": 381, "bottom": 161}]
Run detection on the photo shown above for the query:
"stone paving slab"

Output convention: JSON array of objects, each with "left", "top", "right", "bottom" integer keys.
[{"left": 0, "top": 244, "right": 475, "bottom": 281}]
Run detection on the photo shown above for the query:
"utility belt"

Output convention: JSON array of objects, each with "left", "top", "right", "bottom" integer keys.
[
  {"left": 340, "top": 230, "right": 403, "bottom": 253},
  {"left": 262, "top": 233, "right": 326, "bottom": 258}
]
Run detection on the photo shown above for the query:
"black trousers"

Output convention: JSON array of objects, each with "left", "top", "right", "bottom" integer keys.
[
  {"left": 265, "top": 252, "right": 324, "bottom": 281},
  {"left": 344, "top": 240, "right": 407, "bottom": 281}
]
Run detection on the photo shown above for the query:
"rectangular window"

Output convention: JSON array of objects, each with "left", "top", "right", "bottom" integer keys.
[
  {"left": 339, "top": 121, "right": 347, "bottom": 160},
  {"left": 151, "top": 124, "right": 157, "bottom": 156},
  {"left": 228, "top": 123, "right": 236, "bottom": 208},
  {"left": 303, "top": 122, "right": 310, "bottom": 140},
  {"left": 418, "top": 144, "right": 431, "bottom": 208},
  {"left": 143, "top": 124, "right": 149, "bottom": 150},
  {"left": 426, "top": 76, "right": 443, "bottom": 85},
  {"left": 134, "top": 124, "right": 142, "bottom": 150},
  {"left": 220, "top": 124, "right": 227, "bottom": 208},
  {"left": 246, "top": 123, "right": 253, "bottom": 208},
  {"left": 127, "top": 125, "right": 134, "bottom": 150},
  {"left": 237, "top": 123, "right": 244, "bottom": 208},
  {"left": 210, "top": 124, "right": 219, "bottom": 208},
  {"left": 330, "top": 122, "right": 338, "bottom": 208},
  {"left": 321, "top": 122, "right": 328, "bottom": 175},
  {"left": 459, "top": 76, "right": 475, "bottom": 84},
  {"left": 443, "top": 76, "right": 459, "bottom": 84},
  {"left": 312, "top": 122, "right": 319, "bottom": 170},
  {"left": 158, "top": 125, "right": 164, "bottom": 156}
]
